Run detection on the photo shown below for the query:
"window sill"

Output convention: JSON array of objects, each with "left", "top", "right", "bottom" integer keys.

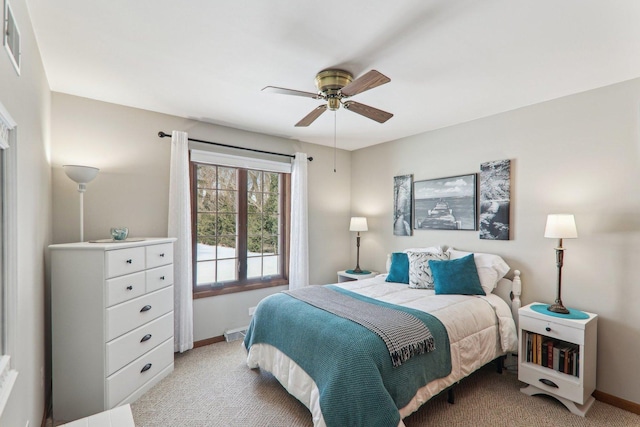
[{"left": 194, "top": 279, "right": 288, "bottom": 299}]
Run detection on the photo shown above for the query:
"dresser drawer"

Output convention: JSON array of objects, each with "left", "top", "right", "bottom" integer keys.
[
  {"left": 106, "top": 312, "right": 173, "bottom": 376},
  {"left": 106, "top": 272, "right": 146, "bottom": 307},
  {"left": 146, "top": 243, "right": 173, "bottom": 269},
  {"left": 146, "top": 264, "right": 174, "bottom": 293},
  {"left": 107, "top": 338, "right": 174, "bottom": 407},
  {"left": 519, "top": 362, "right": 585, "bottom": 403},
  {"left": 519, "top": 315, "right": 584, "bottom": 345},
  {"left": 106, "top": 286, "right": 173, "bottom": 341},
  {"left": 106, "top": 247, "right": 146, "bottom": 278}
]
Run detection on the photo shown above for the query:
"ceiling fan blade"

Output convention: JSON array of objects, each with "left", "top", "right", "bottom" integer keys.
[
  {"left": 262, "top": 86, "right": 321, "bottom": 99},
  {"left": 343, "top": 101, "right": 393, "bottom": 123},
  {"left": 295, "top": 105, "right": 328, "bottom": 127},
  {"left": 340, "top": 70, "right": 390, "bottom": 97}
]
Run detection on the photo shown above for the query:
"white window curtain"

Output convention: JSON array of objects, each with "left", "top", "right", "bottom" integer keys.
[
  {"left": 289, "top": 152, "right": 309, "bottom": 289},
  {"left": 168, "top": 131, "right": 194, "bottom": 353}
]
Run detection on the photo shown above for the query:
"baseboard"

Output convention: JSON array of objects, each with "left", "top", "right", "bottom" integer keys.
[
  {"left": 193, "top": 335, "right": 225, "bottom": 348},
  {"left": 594, "top": 390, "right": 640, "bottom": 415}
]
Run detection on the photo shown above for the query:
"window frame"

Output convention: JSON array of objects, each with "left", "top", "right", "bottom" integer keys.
[
  {"left": 190, "top": 160, "right": 291, "bottom": 299},
  {"left": 0, "top": 100, "right": 18, "bottom": 417}
]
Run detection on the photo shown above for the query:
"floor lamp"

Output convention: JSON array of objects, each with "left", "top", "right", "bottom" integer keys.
[
  {"left": 348, "top": 217, "right": 370, "bottom": 274},
  {"left": 64, "top": 165, "right": 99, "bottom": 242},
  {"left": 544, "top": 214, "right": 578, "bottom": 314}
]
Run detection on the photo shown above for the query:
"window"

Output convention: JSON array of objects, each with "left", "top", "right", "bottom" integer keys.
[
  {"left": 192, "top": 160, "right": 290, "bottom": 297},
  {"left": 0, "top": 101, "right": 17, "bottom": 417}
]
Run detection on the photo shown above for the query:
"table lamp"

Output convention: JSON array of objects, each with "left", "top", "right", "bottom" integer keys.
[
  {"left": 544, "top": 214, "right": 578, "bottom": 314},
  {"left": 348, "top": 217, "right": 369, "bottom": 274}
]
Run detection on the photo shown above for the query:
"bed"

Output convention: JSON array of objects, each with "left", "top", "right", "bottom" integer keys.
[{"left": 244, "top": 248, "right": 521, "bottom": 427}]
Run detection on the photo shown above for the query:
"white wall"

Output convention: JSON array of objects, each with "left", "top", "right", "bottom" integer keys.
[
  {"left": 350, "top": 78, "right": 640, "bottom": 404},
  {"left": 0, "top": 0, "right": 52, "bottom": 426},
  {"left": 50, "top": 93, "right": 353, "bottom": 341}
]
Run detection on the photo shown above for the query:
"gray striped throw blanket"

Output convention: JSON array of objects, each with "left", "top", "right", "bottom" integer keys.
[{"left": 283, "top": 286, "right": 435, "bottom": 367}]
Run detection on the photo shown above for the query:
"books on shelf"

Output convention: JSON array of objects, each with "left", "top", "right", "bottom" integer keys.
[{"left": 523, "top": 330, "right": 580, "bottom": 377}]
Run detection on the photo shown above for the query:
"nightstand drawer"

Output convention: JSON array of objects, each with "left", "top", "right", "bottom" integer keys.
[
  {"left": 106, "top": 286, "right": 173, "bottom": 341},
  {"left": 519, "top": 362, "right": 585, "bottom": 403},
  {"left": 520, "top": 315, "right": 584, "bottom": 345}
]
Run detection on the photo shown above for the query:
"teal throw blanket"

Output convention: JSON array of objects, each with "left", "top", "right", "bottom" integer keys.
[{"left": 244, "top": 285, "right": 451, "bottom": 427}]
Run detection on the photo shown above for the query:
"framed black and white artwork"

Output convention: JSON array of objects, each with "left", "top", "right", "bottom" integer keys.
[
  {"left": 393, "top": 174, "right": 412, "bottom": 236},
  {"left": 413, "top": 174, "right": 477, "bottom": 231},
  {"left": 479, "top": 159, "right": 511, "bottom": 240}
]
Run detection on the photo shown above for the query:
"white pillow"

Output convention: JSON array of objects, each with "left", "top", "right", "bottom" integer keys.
[
  {"left": 403, "top": 246, "right": 443, "bottom": 254},
  {"left": 446, "top": 248, "right": 510, "bottom": 295},
  {"left": 407, "top": 251, "right": 449, "bottom": 289}
]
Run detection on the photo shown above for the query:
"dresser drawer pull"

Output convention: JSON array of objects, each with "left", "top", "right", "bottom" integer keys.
[
  {"left": 160, "top": 253, "right": 165, "bottom": 257},
  {"left": 545, "top": 327, "right": 551, "bottom": 332},
  {"left": 141, "top": 334, "right": 152, "bottom": 343},
  {"left": 160, "top": 276, "right": 165, "bottom": 280},
  {"left": 539, "top": 378, "right": 559, "bottom": 388},
  {"left": 126, "top": 285, "right": 133, "bottom": 291},
  {"left": 126, "top": 259, "right": 133, "bottom": 264},
  {"left": 140, "top": 305, "right": 152, "bottom": 312},
  {"left": 141, "top": 363, "right": 152, "bottom": 373}
]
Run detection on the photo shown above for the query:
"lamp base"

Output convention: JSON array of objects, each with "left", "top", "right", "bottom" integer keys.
[{"left": 547, "top": 303, "right": 570, "bottom": 314}]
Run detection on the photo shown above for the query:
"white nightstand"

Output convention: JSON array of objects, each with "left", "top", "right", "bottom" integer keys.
[
  {"left": 518, "top": 303, "right": 597, "bottom": 416},
  {"left": 337, "top": 270, "right": 378, "bottom": 282}
]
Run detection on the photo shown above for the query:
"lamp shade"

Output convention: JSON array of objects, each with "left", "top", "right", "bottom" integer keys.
[
  {"left": 349, "top": 217, "right": 368, "bottom": 232},
  {"left": 544, "top": 214, "right": 578, "bottom": 239},
  {"left": 63, "top": 165, "right": 99, "bottom": 184}
]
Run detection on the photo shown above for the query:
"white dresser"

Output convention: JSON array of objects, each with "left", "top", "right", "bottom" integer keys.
[{"left": 50, "top": 237, "right": 177, "bottom": 422}]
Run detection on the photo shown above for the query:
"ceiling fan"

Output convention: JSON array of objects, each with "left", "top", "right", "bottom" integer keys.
[{"left": 262, "top": 69, "right": 393, "bottom": 127}]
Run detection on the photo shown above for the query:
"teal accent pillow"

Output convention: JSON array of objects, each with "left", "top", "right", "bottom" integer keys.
[
  {"left": 428, "top": 254, "right": 485, "bottom": 295},
  {"left": 385, "top": 252, "right": 410, "bottom": 284}
]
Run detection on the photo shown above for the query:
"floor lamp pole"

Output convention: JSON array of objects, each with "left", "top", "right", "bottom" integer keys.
[{"left": 78, "top": 183, "right": 87, "bottom": 242}]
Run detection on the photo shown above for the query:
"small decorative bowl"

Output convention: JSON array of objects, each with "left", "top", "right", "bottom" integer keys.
[{"left": 110, "top": 227, "right": 129, "bottom": 241}]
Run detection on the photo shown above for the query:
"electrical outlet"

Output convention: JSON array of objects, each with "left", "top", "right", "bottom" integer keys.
[{"left": 248, "top": 306, "right": 257, "bottom": 316}]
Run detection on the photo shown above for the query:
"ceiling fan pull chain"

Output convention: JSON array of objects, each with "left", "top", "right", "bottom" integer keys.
[{"left": 333, "top": 111, "right": 337, "bottom": 173}]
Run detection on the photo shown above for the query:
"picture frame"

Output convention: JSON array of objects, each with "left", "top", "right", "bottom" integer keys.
[
  {"left": 413, "top": 174, "right": 477, "bottom": 230},
  {"left": 4, "top": 0, "right": 20, "bottom": 75},
  {"left": 479, "top": 159, "right": 511, "bottom": 240},
  {"left": 393, "top": 174, "right": 412, "bottom": 236}
]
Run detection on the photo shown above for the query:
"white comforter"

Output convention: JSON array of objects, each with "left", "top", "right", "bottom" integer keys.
[{"left": 246, "top": 275, "right": 518, "bottom": 427}]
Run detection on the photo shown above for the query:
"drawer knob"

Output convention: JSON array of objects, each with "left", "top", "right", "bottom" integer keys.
[
  {"left": 141, "top": 334, "right": 152, "bottom": 343},
  {"left": 160, "top": 276, "right": 165, "bottom": 280},
  {"left": 126, "top": 259, "right": 133, "bottom": 264},
  {"left": 140, "top": 305, "right": 152, "bottom": 312},
  {"left": 545, "top": 327, "right": 551, "bottom": 332},
  {"left": 141, "top": 363, "right": 152, "bottom": 373},
  {"left": 160, "top": 253, "right": 165, "bottom": 257},
  {"left": 539, "top": 378, "right": 559, "bottom": 388},
  {"left": 126, "top": 285, "right": 133, "bottom": 291}
]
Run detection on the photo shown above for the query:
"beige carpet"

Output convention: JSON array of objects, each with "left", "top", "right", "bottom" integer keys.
[{"left": 131, "top": 341, "right": 640, "bottom": 426}]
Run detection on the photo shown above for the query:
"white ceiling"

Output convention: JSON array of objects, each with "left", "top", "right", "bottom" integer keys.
[{"left": 25, "top": 0, "right": 640, "bottom": 151}]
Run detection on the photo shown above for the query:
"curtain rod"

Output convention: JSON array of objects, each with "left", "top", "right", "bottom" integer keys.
[{"left": 157, "top": 131, "right": 313, "bottom": 161}]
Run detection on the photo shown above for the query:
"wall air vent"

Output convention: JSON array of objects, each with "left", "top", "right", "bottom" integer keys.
[{"left": 3, "top": 1, "right": 20, "bottom": 75}]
